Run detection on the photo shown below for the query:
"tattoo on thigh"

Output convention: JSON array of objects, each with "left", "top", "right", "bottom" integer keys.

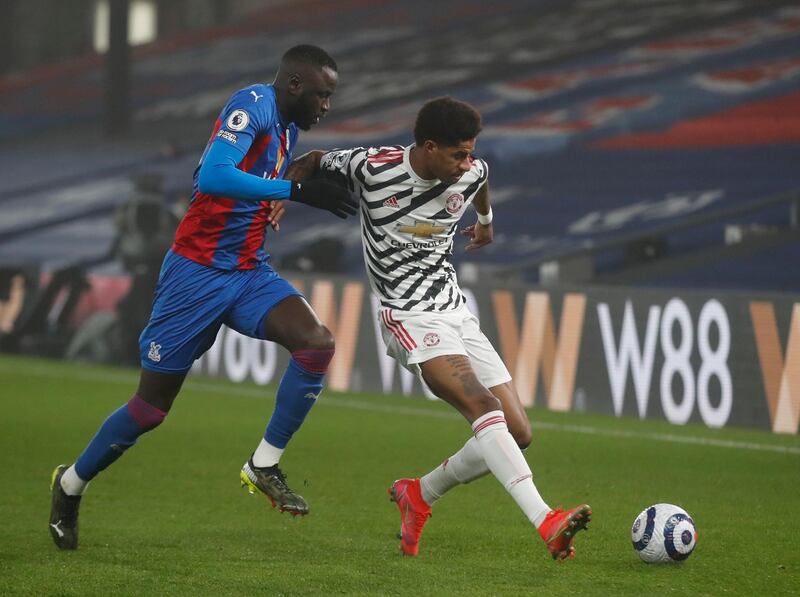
[{"left": 445, "top": 355, "right": 484, "bottom": 397}]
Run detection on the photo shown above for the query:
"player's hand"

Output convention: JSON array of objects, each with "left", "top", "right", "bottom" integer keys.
[
  {"left": 461, "top": 222, "right": 493, "bottom": 251},
  {"left": 290, "top": 179, "right": 358, "bottom": 219},
  {"left": 266, "top": 200, "right": 285, "bottom": 231}
]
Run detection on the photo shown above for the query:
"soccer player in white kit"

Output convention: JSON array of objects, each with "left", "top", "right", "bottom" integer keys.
[{"left": 288, "top": 96, "right": 591, "bottom": 560}]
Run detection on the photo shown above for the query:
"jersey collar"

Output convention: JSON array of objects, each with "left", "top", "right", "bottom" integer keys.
[{"left": 404, "top": 144, "right": 437, "bottom": 186}]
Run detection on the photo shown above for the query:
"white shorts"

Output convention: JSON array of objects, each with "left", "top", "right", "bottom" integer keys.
[{"left": 379, "top": 303, "right": 512, "bottom": 389}]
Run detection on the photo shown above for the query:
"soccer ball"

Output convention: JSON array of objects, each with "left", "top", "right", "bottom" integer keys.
[{"left": 631, "top": 503, "right": 697, "bottom": 563}]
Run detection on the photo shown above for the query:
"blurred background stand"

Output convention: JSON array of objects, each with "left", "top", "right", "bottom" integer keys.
[{"left": 65, "top": 172, "right": 179, "bottom": 365}]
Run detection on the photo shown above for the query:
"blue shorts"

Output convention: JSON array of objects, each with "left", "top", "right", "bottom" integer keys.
[{"left": 139, "top": 250, "right": 302, "bottom": 373}]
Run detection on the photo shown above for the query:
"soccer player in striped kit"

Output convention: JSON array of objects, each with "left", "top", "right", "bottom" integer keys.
[
  {"left": 289, "top": 97, "right": 591, "bottom": 561},
  {"left": 49, "top": 45, "right": 358, "bottom": 550}
]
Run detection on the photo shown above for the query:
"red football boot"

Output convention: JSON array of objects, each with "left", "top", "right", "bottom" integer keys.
[
  {"left": 538, "top": 504, "right": 592, "bottom": 561},
  {"left": 388, "top": 478, "right": 432, "bottom": 556}
]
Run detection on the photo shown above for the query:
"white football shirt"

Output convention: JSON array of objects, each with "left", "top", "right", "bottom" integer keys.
[{"left": 320, "top": 144, "right": 488, "bottom": 312}]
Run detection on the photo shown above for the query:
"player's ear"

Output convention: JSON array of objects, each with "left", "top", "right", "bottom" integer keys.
[
  {"left": 287, "top": 72, "right": 302, "bottom": 94},
  {"left": 422, "top": 140, "right": 438, "bottom": 153}
]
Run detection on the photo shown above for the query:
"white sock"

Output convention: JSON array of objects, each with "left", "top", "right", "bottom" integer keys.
[
  {"left": 420, "top": 437, "right": 489, "bottom": 505},
  {"left": 472, "top": 410, "right": 550, "bottom": 528},
  {"left": 60, "top": 465, "right": 89, "bottom": 496},
  {"left": 252, "top": 439, "right": 284, "bottom": 468}
]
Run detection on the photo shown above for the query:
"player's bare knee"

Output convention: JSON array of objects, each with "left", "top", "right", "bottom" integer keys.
[{"left": 302, "top": 324, "right": 335, "bottom": 352}]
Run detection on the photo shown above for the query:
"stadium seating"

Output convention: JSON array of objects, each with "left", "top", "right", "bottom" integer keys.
[{"left": 1, "top": 0, "right": 798, "bottom": 291}]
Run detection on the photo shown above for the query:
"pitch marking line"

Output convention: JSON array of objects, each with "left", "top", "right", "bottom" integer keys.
[{"left": 6, "top": 362, "right": 799, "bottom": 456}]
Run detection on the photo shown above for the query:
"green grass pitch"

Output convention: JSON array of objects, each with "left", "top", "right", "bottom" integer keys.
[{"left": 1, "top": 354, "right": 798, "bottom": 596}]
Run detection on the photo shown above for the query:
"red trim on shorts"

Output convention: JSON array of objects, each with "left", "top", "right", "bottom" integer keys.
[
  {"left": 386, "top": 309, "right": 417, "bottom": 350},
  {"left": 381, "top": 310, "right": 417, "bottom": 352}
]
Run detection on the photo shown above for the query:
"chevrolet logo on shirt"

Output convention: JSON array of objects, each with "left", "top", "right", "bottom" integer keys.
[{"left": 397, "top": 222, "right": 446, "bottom": 238}]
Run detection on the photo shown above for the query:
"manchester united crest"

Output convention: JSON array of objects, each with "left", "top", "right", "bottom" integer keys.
[
  {"left": 423, "top": 332, "right": 441, "bottom": 347},
  {"left": 446, "top": 193, "right": 464, "bottom": 214}
]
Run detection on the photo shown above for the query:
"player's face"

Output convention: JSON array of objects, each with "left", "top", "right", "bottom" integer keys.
[
  {"left": 426, "top": 139, "right": 476, "bottom": 184},
  {"left": 292, "top": 66, "right": 338, "bottom": 131}
]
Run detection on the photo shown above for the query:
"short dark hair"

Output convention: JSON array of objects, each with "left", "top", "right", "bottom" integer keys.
[
  {"left": 413, "top": 97, "right": 482, "bottom": 147},
  {"left": 282, "top": 44, "right": 337, "bottom": 72}
]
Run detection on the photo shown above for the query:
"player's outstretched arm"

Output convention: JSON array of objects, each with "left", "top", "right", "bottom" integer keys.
[
  {"left": 198, "top": 141, "right": 293, "bottom": 201},
  {"left": 462, "top": 182, "right": 493, "bottom": 251},
  {"left": 198, "top": 143, "right": 356, "bottom": 219}
]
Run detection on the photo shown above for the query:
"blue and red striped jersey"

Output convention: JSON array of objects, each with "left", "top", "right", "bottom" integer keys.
[{"left": 173, "top": 84, "right": 299, "bottom": 269}]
